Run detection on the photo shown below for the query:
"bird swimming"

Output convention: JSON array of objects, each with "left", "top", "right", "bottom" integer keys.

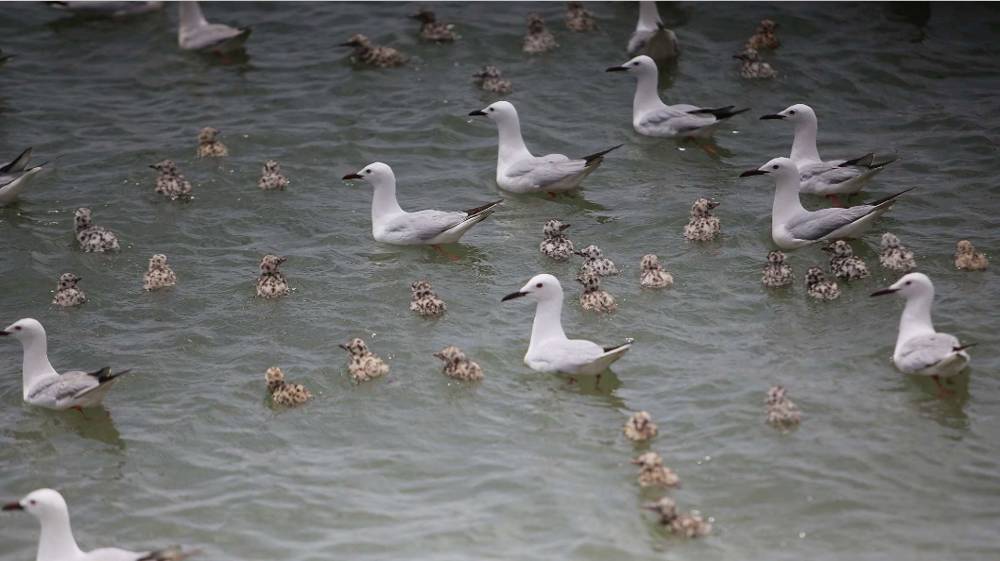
[
  {"left": 265, "top": 367, "right": 312, "bottom": 407},
  {"left": 577, "top": 270, "right": 616, "bottom": 314},
  {"left": 258, "top": 160, "right": 289, "bottom": 191},
  {"left": 255, "top": 255, "right": 289, "bottom": 299},
  {"left": 627, "top": 1, "right": 679, "bottom": 63},
  {"left": 734, "top": 47, "right": 777, "bottom": 79},
  {"left": 177, "top": 0, "right": 250, "bottom": 53},
  {"left": 624, "top": 410, "right": 658, "bottom": 442},
  {"left": 805, "top": 266, "right": 841, "bottom": 301},
  {"left": 150, "top": 160, "right": 193, "bottom": 201},
  {"left": 824, "top": 240, "right": 870, "bottom": 281},
  {"left": 473, "top": 65, "right": 513, "bottom": 95},
  {"left": 339, "top": 337, "right": 389, "bottom": 383},
  {"left": 954, "top": 240, "right": 987, "bottom": 271},
  {"left": 433, "top": 345, "right": 484, "bottom": 382},
  {"left": 761, "top": 250, "right": 793, "bottom": 288},
  {"left": 143, "top": 254, "right": 177, "bottom": 291},
  {"left": 523, "top": 13, "right": 558, "bottom": 54},
  {"left": 196, "top": 127, "right": 227, "bottom": 158},
  {"left": 0, "top": 147, "right": 47, "bottom": 207},
  {"left": 412, "top": 8, "right": 457, "bottom": 42},
  {"left": 632, "top": 451, "right": 680, "bottom": 488},
  {"left": 879, "top": 233, "right": 916, "bottom": 272},
  {"left": 74, "top": 208, "right": 120, "bottom": 253},
  {"left": 639, "top": 254, "right": 673, "bottom": 289},
  {"left": 340, "top": 34, "right": 407, "bottom": 67},
  {"left": 539, "top": 219, "right": 575, "bottom": 261},
  {"left": 683, "top": 197, "right": 721, "bottom": 241},
  {"left": 410, "top": 280, "right": 447, "bottom": 317},
  {"left": 565, "top": 2, "right": 597, "bottom": 32},
  {"left": 576, "top": 244, "right": 619, "bottom": 277},
  {"left": 52, "top": 273, "right": 86, "bottom": 307}
]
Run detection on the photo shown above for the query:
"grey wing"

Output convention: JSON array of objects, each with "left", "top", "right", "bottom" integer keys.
[
  {"left": 186, "top": 24, "right": 244, "bottom": 50},
  {"left": 508, "top": 156, "right": 586, "bottom": 187},
  {"left": 627, "top": 30, "right": 653, "bottom": 55},
  {"left": 640, "top": 106, "right": 714, "bottom": 133},
  {"left": 785, "top": 206, "right": 874, "bottom": 241},
  {"left": 385, "top": 210, "right": 466, "bottom": 241},
  {"left": 26, "top": 371, "right": 99, "bottom": 405},
  {"left": 800, "top": 161, "right": 861, "bottom": 186},
  {"left": 896, "top": 333, "right": 961, "bottom": 373}
]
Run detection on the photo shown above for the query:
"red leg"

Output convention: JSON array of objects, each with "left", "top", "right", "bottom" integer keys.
[
  {"left": 70, "top": 406, "right": 89, "bottom": 419},
  {"left": 932, "top": 375, "right": 955, "bottom": 398},
  {"left": 547, "top": 192, "right": 557, "bottom": 199},
  {"left": 700, "top": 143, "right": 719, "bottom": 157},
  {"left": 826, "top": 194, "right": 845, "bottom": 208},
  {"left": 431, "top": 245, "right": 461, "bottom": 261}
]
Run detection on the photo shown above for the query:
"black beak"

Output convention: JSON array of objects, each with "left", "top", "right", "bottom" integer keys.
[
  {"left": 339, "top": 41, "right": 356, "bottom": 47},
  {"left": 605, "top": 65, "right": 627, "bottom": 72},
  {"left": 2, "top": 502, "right": 22, "bottom": 511},
  {"left": 560, "top": 224, "right": 571, "bottom": 231},
  {"left": 760, "top": 114, "right": 785, "bottom": 120},
  {"left": 732, "top": 55, "right": 743, "bottom": 60},
  {"left": 342, "top": 173, "right": 363, "bottom": 180},
  {"left": 148, "top": 165, "right": 158, "bottom": 170},
  {"left": 870, "top": 287, "right": 898, "bottom": 297},
  {"left": 821, "top": 245, "right": 833, "bottom": 253},
  {"left": 739, "top": 169, "right": 768, "bottom": 177},
  {"left": 0, "top": 331, "right": 9, "bottom": 337},
  {"left": 338, "top": 343, "right": 349, "bottom": 350},
  {"left": 501, "top": 291, "right": 526, "bottom": 302},
  {"left": 707, "top": 201, "right": 720, "bottom": 209},
  {"left": 468, "top": 110, "right": 487, "bottom": 116}
]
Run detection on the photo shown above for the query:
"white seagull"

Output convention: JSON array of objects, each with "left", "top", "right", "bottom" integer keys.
[
  {"left": 0, "top": 318, "right": 130, "bottom": 410},
  {"left": 627, "top": 1, "right": 679, "bottom": 63},
  {"left": 760, "top": 104, "right": 898, "bottom": 200},
  {"left": 0, "top": 148, "right": 46, "bottom": 206},
  {"left": 502, "top": 274, "right": 631, "bottom": 375},
  {"left": 469, "top": 101, "right": 621, "bottom": 194},
  {"left": 740, "top": 157, "right": 911, "bottom": 250},
  {"left": 871, "top": 273, "right": 972, "bottom": 395},
  {"left": 342, "top": 162, "right": 502, "bottom": 246},
  {"left": 606, "top": 55, "right": 748, "bottom": 139},
  {"left": 3, "top": 488, "right": 197, "bottom": 561},
  {"left": 46, "top": 1, "right": 163, "bottom": 17},
  {"left": 178, "top": 1, "right": 251, "bottom": 53}
]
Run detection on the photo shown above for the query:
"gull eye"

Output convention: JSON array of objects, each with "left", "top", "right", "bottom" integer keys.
[
  {"left": 905, "top": 281, "right": 912, "bottom": 286},
  {"left": 14, "top": 326, "right": 21, "bottom": 331},
  {"left": 29, "top": 500, "right": 36, "bottom": 505},
  {"left": 632, "top": 62, "right": 639, "bottom": 66},
  {"left": 535, "top": 283, "right": 543, "bottom": 288},
  {"left": 489, "top": 107, "right": 494, "bottom": 112},
  {"left": 789, "top": 110, "right": 796, "bottom": 115},
  {"left": 772, "top": 165, "right": 779, "bottom": 170},
  {"left": 365, "top": 169, "right": 371, "bottom": 174}
]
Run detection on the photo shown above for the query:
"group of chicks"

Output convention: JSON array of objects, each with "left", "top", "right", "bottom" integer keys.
[
  {"left": 734, "top": 19, "right": 780, "bottom": 80},
  {"left": 52, "top": 254, "right": 178, "bottom": 308},
  {"left": 761, "top": 233, "right": 988, "bottom": 301}
]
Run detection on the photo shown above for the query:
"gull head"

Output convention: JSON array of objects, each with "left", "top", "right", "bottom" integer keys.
[
  {"left": 262, "top": 160, "right": 281, "bottom": 174},
  {"left": 822, "top": 240, "right": 854, "bottom": 258},
  {"left": 150, "top": 159, "right": 178, "bottom": 175},
  {"left": 757, "top": 19, "right": 778, "bottom": 33},
  {"left": 265, "top": 366, "right": 285, "bottom": 392},
  {"left": 433, "top": 345, "right": 466, "bottom": 364},
  {"left": 468, "top": 100, "right": 516, "bottom": 122},
  {"left": 339, "top": 337, "right": 370, "bottom": 356},
  {"left": 631, "top": 451, "right": 663, "bottom": 469},
  {"left": 412, "top": 8, "right": 436, "bottom": 23},
  {"left": 0, "top": 318, "right": 45, "bottom": 341},
  {"left": 576, "top": 269, "right": 601, "bottom": 291},
  {"left": 501, "top": 273, "right": 562, "bottom": 303},
  {"left": 2, "top": 489, "right": 67, "bottom": 520},
  {"left": 956, "top": 239, "right": 975, "bottom": 255},
  {"left": 575, "top": 244, "right": 604, "bottom": 260},
  {"left": 766, "top": 250, "right": 787, "bottom": 265},
  {"left": 871, "top": 272, "right": 933, "bottom": 299},
  {"left": 640, "top": 254, "right": 662, "bottom": 271},
  {"left": 259, "top": 254, "right": 286, "bottom": 274},
  {"left": 542, "top": 219, "right": 570, "bottom": 238},
  {"left": 342, "top": 162, "right": 394, "bottom": 187},
  {"left": 690, "top": 197, "right": 720, "bottom": 217},
  {"left": 149, "top": 254, "right": 169, "bottom": 269},
  {"left": 881, "top": 232, "right": 902, "bottom": 250},
  {"left": 606, "top": 55, "right": 657, "bottom": 76},
  {"left": 410, "top": 280, "right": 433, "bottom": 297},
  {"left": 58, "top": 272, "right": 81, "bottom": 289},
  {"left": 340, "top": 34, "right": 371, "bottom": 49},
  {"left": 74, "top": 207, "right": 93, "bottom": 230},
  {"left": 739, "top": 157, "right": 797, "bottom": 180},
  {"left": 526, "top": 13, "right": 546, "bottom": 33},
  {"left": 198, "top": 127, "right": 220, "bottom": 144},
  {"left": 733, "top": 47, "right": 761, "bottom": 62},
  {"left": 805, "top": 266, "right": 828, "bottom": 287},
  {"left": 473, "top": 64, "right": 503, "bottom": 81},
  {"left": 760, "top": 103, "right": 815, "bottom": 124}
]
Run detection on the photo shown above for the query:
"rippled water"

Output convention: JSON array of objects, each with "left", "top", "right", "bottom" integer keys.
[{"left": 2, "top": 2, "right": 999, "bottom": 560}]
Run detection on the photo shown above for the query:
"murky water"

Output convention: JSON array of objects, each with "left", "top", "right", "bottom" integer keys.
[{"left": 2, "top": 2, "right": 999, "bottom": 560}]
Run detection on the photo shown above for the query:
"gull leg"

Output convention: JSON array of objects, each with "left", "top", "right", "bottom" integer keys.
[
  {"left": 431, "top": 245, "right": 461, "bottom": 262},
  {"left": 595, "top": 373, "right": 603, "bottom": 387},
  {"left": 932, "top": 375, "right": 954, "bottom": 398},
  {"left": 70, "top": 405, "right": 90, "bottom": 419},
  {"left": 547, "top": 192, "right": 557, "bottom": 199},
  {"left": 699, "top": 142, "right": 719, "bottom": 157},
  {"left": 826, "top": 194, "right": 845, "bottom": 208}
]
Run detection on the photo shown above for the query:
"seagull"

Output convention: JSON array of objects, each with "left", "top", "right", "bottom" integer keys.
[
  {"left": 606, "top": 55, "right": 748, "bottom": 139},
  {"left": 760, "top": 104, "right": 898, "bottom": 201},
  {"left": 0, "top": 147, "right": 46, "bottom": 207},
  {"left": 3, "top": 488, "right": 197, "bottom": 561},
  {"left": 739, "top": 157, "right": 912, "bottom": 250},
  {"left": 46, "top": 1, "right": 164, "bottom": 18},
  {"left": 0, "top": 318, "right": 130, "bottom": 410},
  {"left": 501, "top": 273, "right": 631, "bottom": 375},
  {"left": 627, "top": 1, "right": 679, "bottom": 63},
  {"left": 342, "top": 162, "right": 502, "bottom": 248},
  {"left": 871, "top": 273, "right": 972, "bottom": 395},
  {"left": 469, "top": 101, "right": 621, "bottom": 194},
  {"left": 177, "top": 1, "right": 251, "bottom": 53}
]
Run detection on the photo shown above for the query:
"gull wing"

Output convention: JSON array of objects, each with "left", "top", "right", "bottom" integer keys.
[{"left": 896, "top": 333, "right": 963, "bottom": 374}]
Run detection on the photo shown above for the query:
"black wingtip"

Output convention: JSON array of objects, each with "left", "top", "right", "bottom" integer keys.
[
  {"left": 867, "top": 187, "right": 916, "bottom": 207},
  {"left": 582, "top": 143, "right": 624, "bottom": 165}
]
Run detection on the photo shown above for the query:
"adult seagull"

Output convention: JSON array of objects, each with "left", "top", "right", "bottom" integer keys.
[
  {"left": 871, "top": 273, "right": 972, "bottom": 395},
  {"left": 342, "top": 162, "right": 502, "bottom": 247},
  {"left": 469, "top": 101, "right": 621, "bottom": 195},
  {"left": 0, "top": 148, "right": 46, "bottom": 206},
  {"left": 178, "top": 1, "right": 251, "bottom": 53},
  {"left": 606, "top": 55, "right": 748, "bottom": 139},
  {"left": 627, "top": 1, "right": 679, "bottom": 64},
  {"left": 46, "top": 1, "right": 163, "bottom": 17},
  {"left": 3, "top": 488, "right": 198, "bottom": 561},
  {"left": 502, "top": 274, "right": 631, "bottom": 376},
  {"left": 739, "top": 157, "right": 912, "bottom": 250},
  {"left": 760, "top": 103, "right": 898, "bottom": 202},
  {"left": 0, "top": 318, "right": 131, "bottom": 410}
]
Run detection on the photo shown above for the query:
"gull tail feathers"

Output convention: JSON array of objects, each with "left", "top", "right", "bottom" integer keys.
[
  {"left": 582, "top": 144, "right": 623, "bottom": 166},
  {"left": 0, "top": 147, "right": 32, "bottom": 173},
  {"left": 462, "top": 199, "right": 504, "bottom": 218},
  {"left": 867, "top": 187, "right": 915, "bottom": 208},
  {"left": 687, "top": 106, "right": 750, "bottom": 120},
  {"left": 840, "top": 152, "right": 899, "bottom": 170}
]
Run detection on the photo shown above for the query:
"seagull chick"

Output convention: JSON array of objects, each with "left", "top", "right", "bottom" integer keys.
[
  {"left": 734, "top": 47, "right": 777, "bottom": 79},
  {"left": 683, "top": 197, "right": 721, "bottom": 241},
  {"left": 766, "top": 385, "right": 801, "bottom": 427},
  {"left": 74, "top": 207, "right": 120, "bottom": 252},
  {"left": 256, "top": 254, "right": 289, "bottom": 299},
  {"left": 805, "top": 266, "right": 840, "bottom": 300},
  {"left": 955, "top": 240, "right": 987, "bottom": 271},
  {"left": 879, "top": 233, "right": 916, "bottom": 272},
  {"left": 258, "top": 160, "right": 289, "bottom": 191},
  {"left": 746, "top": 18, "right": 779, "bottom": 50},
  {"left": 644, "top": 497, "right": 713, "bottom": 538},
  {"left": 341, "top": 34, "right": 407, "bottom": 67},
  {"left": 565, "top": 2, "right": 597, "bottom": 32},
  {"left": 52, "top": 273, "right": 86, "bottom": 307},
  {"left": 265, "top": 366, "right": 312, "bottom": 406},
  {"left": 824, "top": 240, "right": 870, "bottom": 281},
  {"left": 150, "top": 160, "right": 193, "bottom": 201},
  {"left": 410, "top": 280, "right": 447, "bottom": 317},
  {"left": 632, "top": 451, "right": 680, "bottom": 488},
  {"left": 639, "top": 254, "right": 673, "bottom": 288},
  {"left": 624, "top": 411, "right": 658, "bottom": 442},
  {"left": 143, "top": 254, "right": 177, "bottom": 291},
  {"left": 539, "top": 219, "right": 575, "bottom": 261},
  {"left": 339, "top": 337, "right": 389, "bottom": 382},
  {"left": 196, "top": 126, "right": 227, "bottom": 158},
  {"left": 762, "top": 250, "right": 793, "bottom": 288},
  {"left": 473, "top": 65, "right": 513, "bottom": 94},
  {"left": 434, "top": 345, "right": 484, "bottom": 381},
  {"left": 577, "top": 270, "right": 616, "bottom": 313},
  {"left": 576, "top": 244, "right": 619, "bottom": 276},
  {"left": 412, "top": 8, "right": 457, "bottom": 42},
  {"left": 523, "top": 13, "right": 558, "bottom": 53}
]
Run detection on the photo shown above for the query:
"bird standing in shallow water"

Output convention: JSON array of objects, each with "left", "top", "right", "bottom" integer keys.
[
  {"left": 879, "top": 233, "right": 916, "bottom": 272},
  {"left": 954, "top": 240, "right": 987, "bottom": 270},
  {"left": 74, "top": 207, "right": 120, "bottom": 253},
  {"left": 52, "top": 273, "right": 86, "bottom": 307},
  {"left": 196, "top": 126, "right": 227, "bottom": 158},
  {"left": 805, "top": 266, "right": 840, "bottom": 300},
  {"left": 143, "top": 254, "right": 177, "bottom": 291},
  {"left": 434, "top": 346, "right": 484, "bottom": 381},
  {"left": 473, "top": 65, "right": 513, "bottom": 94},
  {"left": 412, "top": 8, "right": 457, "bottom": 42},
  {"left": 761, "top": 251, "right": 793, "bottom": 288},
  {"left": 639, "top": 254, "right": 673, "bottom": 289},
  {"left": 683, "top": 198, "right": 721, "bottom": 241},
  {"left": 825, "top": 240, "right": 870, "bottom": 281},
  {"left": 150, "top": 160, "right": 193, "bottom": 201},
  {"left": 265, "top": 367, "right": 311, "bottom": 406},
  {"left": 539, "top": 219, "right": 575, "bottom": 261},
  {"left": 409, "top": 280, "right": 447, "bottom": 317},
  {"left": 258, "top": 160, "right": 289, "bottom": 191},
  {"left": 523, "top": 13, "right": 558, "bottom": 53},
  {"left": 341, "top": 34, "right": 407, "bottom": 67},
  {"left": 624, "top": 411, "right": 658, "bottom": 442},
  {"left": 255, "top": 255, "right": 289, "bottom": 299},
  {"left": 339, "top": 338, "right": 390, "bottom": 382},
  {"left": 577, "top": 270, "right": 616, "bottom": 313},
  {"left": 565, "top": 2, "right": 596, "bottom": 31}
]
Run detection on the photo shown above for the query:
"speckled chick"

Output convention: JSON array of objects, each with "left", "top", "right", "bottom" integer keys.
[
  {"left": 644, "top": 497, "right": 713, "bottom": 538},
  {"left": 150, "top": 160, "right": 193, "bottom": 201},
  {"left": 577, "top": 270, "right": 616, "bottom": 313},
  {"left": 955, "top": 240, "right": 988, "bottom": 271},
  {"left": 265, "top": 366, "right": 312, "bottom": 407},
  {"left": 640, "top": 254, "right": 674, "bottom": 289},
  {"left": 825, "top": 240, "right": 870, "bottom": 281},
  {"left": 878, "top": 233, "right": 916, "bottom": 272},
  {"left": 196, "top": 127, "right": 228, "bottom": 158},
  {"left": 539, "top": 219, "right": 575, "bottom": 261},
  {"left": 565, "top": 2, "right": 596, "bottom": 31},
  {"left": 624, "top": 411, "right": 658, "bottom": 442},
  {"left": 52, "top": 273, "right": 86, "bottom": 307},
  {"left": 409, "top": 280, "right": 447, "bottom": 317},
  {"left": 523, "top": 13, "right": 558, "bottom": 53},
  {"left": 74, "top": 207, "right": 120, "bottom": 252},
  {"left": 413, "top": 8, "right": 457, "bottom": 42},
  {"left": 805, "top": 266, "right": 840, "bottom": 301},
  {"left": 632, "top": 451, "right": 680, "bottom": 488},
  {"left": 576, "top": 244, "right": 619, "bottom": 276},
  {"left": 340, "top": 337, "right": 390, "bottom": 382},
  {"left": 342, "top": 33, "right": 407, "bottom": 67},
  {"left": 762, "top": 250, "right": 793, "bottom": 288},
  {"left": 766, "top": 385, "right": 801, "bottom": 428},
  {"left": 683, "top": 198, "right": 721, "bottom": 241},
  {"left": 735, "top": 47, "right": 777, "bottom": 79},
  {"left": 746, "top": 18, "right": 779, "bottom": 50},
  {"left": 258, "top": 160, "right": 289, "bottom": 191},
  {"left": 473, "top": 64, "right": 513, "bottom": 94},
  {"left": 256, "top": 254, "right": 289, "bottom": 299},
  {"left": 143, "top": 254, "right": 177, "bottom": 291},
  {"left": 434, "top": 345, "right": 484, "bottom": 382}
]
